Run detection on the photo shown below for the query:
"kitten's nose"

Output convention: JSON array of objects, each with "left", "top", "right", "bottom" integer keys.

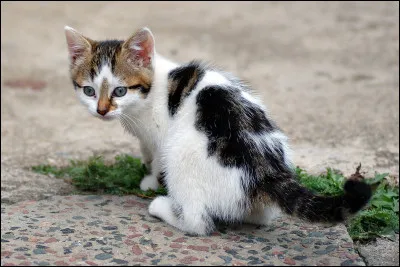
[{"left": 97, "top": 108, "right": 108, "bottom": 116}]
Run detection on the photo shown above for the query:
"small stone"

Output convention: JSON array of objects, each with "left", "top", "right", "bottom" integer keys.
[
  {"left": 111, "top": 259, "right": 128, "bottom": 265},
  {"left": 2, "top": 233, "right": 15, "bottom": 239},
  {"left": 131, "top": 245, "right": 142, "bottom": 255},
  {"left": 47, "top": 227, "right": 60, "bottom": 233},
  {"left": 293, "top": 255, "right": 307, "bottom": 260},
  {"left": 96, "top": 239, "right": 107, "bottom": 245},
  {"left": 87, "top": 220, "right": 103, "bottom": 226},
  {"left": 95, "top": 253, "right": 113, "bottom": 260},
  {"left": 314, "top": 245, "right": 338, "bottom": 255},
  {"left": 170, "top": 243, "right": 182, "bottom": 249},
  {"left": 180, "top": 256, "right": 199, "bottom": 264},
  {"left": 172, "top": 237, "right": 186, "bottom": 243},
  {"left": 139, "top": 237, "right": 152, "bottom": 245},
  {"left": 283, "top": 258, "right": 296, "bottom": 265},
  {"left": 261, "top": 245, "right": 272, "bottom": 252},
  {"left": 219, "top": 256, "right": 232, "bottom": 264},
  {"left": 33, "top": 249, "right": 46, "bottom": 255},
  {"left": 83, "top": 242, "right": 93, "bottom": 248},
  {"left": 44, "top": 238, "right": 58, "bottom": 243},
  {"left": 308, "top": 232, "right": 324, "bottom": 237},
  {"left": 248, "top": 259, "right": 263, "bottom": 265},
  {"left": 102, "top": 226, "right": 118, "bottom": 231},
  {"left": 211, "top": 244, "right": 218, "bottom": 249},
  {"left": 341, "top": 259, "right": 356, "bottom": 266},
  {"left": 72, "top": 216, "right": 85, "bottom": 220},
  {"left": 248, "top": 250, "right": 258, "bottom": 255},
  {"left": 293, "top": 245, "right": 304, "bottom": 252},
  {"left": 291, "top": 230, "right": 306, "bottom": 237},
  {"left": 301, "top": 238, "right": 314, "bottom": 244},
  {"left": 60, "top": 228, "right": 75, "bottom": 234},
  {"left": 63, "top": 248, "right": 72, "bottom": 255},
  {"left": 163, "top": 231, "right": 173, "bottom": 237},
  {"left": 14, "top": 247, "right": 29, "bottom": 252},
  {"left": 151, "top": 259, "right": 161, "bottom": 265},
  {"left": 225, "top": 249, "right": 238, "bottom": 255}
]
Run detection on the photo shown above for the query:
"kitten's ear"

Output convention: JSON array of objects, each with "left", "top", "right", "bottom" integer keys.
[
  {"left": 64, "top": 26, "right": 92, "bottom": 66},
  {"left": 123, "top": 27, "right": 155, "bottom": 68}
]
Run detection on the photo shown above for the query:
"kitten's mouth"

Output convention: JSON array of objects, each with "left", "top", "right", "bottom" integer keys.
[
  {"left": 99, "top": 116, "right": 114, "bottom": 121},
  {"left": 94, "top": 113, "right": 115, "bottom": 121}
]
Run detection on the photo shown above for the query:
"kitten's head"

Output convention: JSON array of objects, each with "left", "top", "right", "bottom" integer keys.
[{"left": 64, "top": 26, "right": 155, "bottom": 120}]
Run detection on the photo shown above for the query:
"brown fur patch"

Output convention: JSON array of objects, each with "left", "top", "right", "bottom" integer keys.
[
  {"left": 114, "top": 48, "right": 153, "bottom": 98},
  {"left": 70, "top": 53, "right": 93, "bottom": 86},
  {"left": 97, "top": 79, "right": 113, "bottom": 114},
  {"left": 167, "top": 61, "right": 205, "bottom": 116},
  {"left": 70, "top": 38, "right": 154, "bottom": 101},
  {"left": 168, "top": 69, "right": 199, "bottom": 96}
]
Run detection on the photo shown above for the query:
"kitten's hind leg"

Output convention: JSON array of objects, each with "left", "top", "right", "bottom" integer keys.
[
  {"left": 244, "top": 204, "right": 281, "bottom": 225},
  {"left": 149, "top": 196, "right": 215, "bottom": 236}
]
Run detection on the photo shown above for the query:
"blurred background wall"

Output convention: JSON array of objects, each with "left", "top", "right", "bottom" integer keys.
[{"left": 1, "top": 1, "right": 399, "bottom": 177}]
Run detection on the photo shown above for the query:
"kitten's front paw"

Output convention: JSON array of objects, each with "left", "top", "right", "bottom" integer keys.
[{"left": 140, "top": 175, "right": 159, "bottom": 191}]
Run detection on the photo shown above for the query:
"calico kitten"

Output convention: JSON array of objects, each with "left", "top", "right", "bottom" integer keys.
[{"left": 64, "top": 26, "right": 372, "bottom": 236}]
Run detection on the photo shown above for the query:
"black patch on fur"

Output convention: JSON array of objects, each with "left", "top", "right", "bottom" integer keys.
[
  {"left": 140, "top": 85, "right": 151, "bottom": 95},
  {"left": 72, "top": 80, "right": 82, "bottom": 90},
  {"left": 157, "top": 171, "right": 167, "bottom": 188},
  {"left": 168, "top": 61, "right": 205, "bottom": 116},
  {"left": 90, "top": 40, "right": 123, "bottom": 80},
  {"left": 195, "top": 85, "right": 283, "bottom": 197}
]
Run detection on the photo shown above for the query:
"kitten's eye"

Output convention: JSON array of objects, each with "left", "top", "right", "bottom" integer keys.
[
  {"left": 113, "top": 87, "right": 127, "bottom": 97},
  {"left": 83, "top": 86, "right": 95, "bottom": 97}
]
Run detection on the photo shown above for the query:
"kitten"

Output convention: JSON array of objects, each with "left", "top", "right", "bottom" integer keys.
[{"left": 64, "top": 26, "right": 372, "bottom": 236}]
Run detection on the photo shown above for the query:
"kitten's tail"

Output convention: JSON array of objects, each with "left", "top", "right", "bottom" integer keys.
[{"left": 262, "top": 172, "right": 372, "bottom": 222}]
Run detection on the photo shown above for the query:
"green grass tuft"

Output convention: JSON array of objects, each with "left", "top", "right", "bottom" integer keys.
[
  {"left": 31, "top": 155, "right": 398, "bottom": 241},
  {"left": 295, "top": 167, "right": 345, "bottom": 196},
  {"left": 32, "top": 154, "right": 167, "bottom": 198}
]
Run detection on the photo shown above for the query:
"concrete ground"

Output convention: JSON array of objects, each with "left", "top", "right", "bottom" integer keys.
[{"left": 1, "top": 1, "right": 399, "bottom": 266}]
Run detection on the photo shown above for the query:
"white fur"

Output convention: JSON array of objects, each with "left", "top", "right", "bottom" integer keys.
[{"left": 74, "top": 47, "right": 289, "bottom": 235}]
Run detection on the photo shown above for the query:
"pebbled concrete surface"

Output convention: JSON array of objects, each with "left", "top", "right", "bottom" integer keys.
[{"left": 1, "top": 195, "right": 365, "bottom": 266}]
